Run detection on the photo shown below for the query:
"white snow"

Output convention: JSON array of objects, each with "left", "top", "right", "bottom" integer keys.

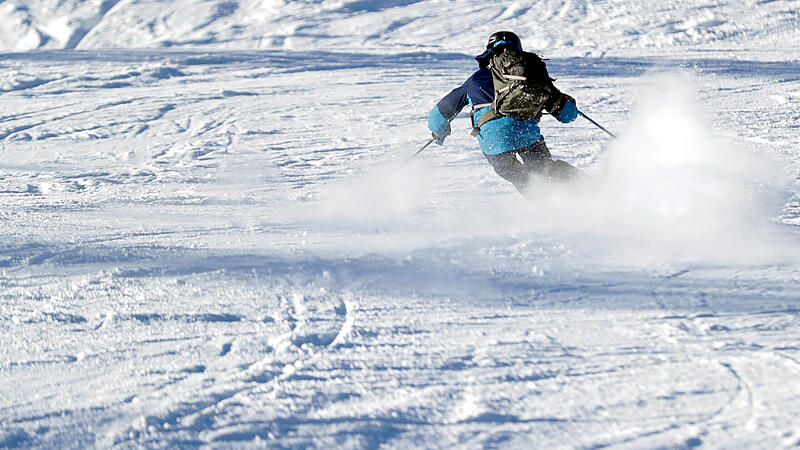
[{"left": 1, "top": 0, "right": 800, "bottom": 448}]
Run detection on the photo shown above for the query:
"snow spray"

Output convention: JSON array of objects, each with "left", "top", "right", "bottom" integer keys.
[
  {"left": 307, "top": 73, "right": 792, "bottom": 265},
  {"left": 522, "top": 73, "right": 792, "bottom": 265},
  {"left": 316, "top": 160, "right": 435, "bottom": 225}
]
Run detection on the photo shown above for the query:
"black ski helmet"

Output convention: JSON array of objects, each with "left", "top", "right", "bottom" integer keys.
[
  {"left": 485, "top": 31, "right": 522, "bottom": 50},
  {"left": 475, "top": 31, "right": 522, "bottom": 67}
]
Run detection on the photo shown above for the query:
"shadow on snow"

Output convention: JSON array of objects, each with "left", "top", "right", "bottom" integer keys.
[
  {"left": 2, "top": 50, "right": 799, "bottom": 80},
  {"left": 2, "top": 239, "right": 798, "bottom": 315}
]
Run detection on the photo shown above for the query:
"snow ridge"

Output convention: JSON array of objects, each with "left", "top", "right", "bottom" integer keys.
[{"left": 2, "top": 0, "right": 800, "bottom": 55}]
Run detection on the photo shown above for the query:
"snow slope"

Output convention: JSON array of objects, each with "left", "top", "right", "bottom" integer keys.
[
  {"left": 2, "top": 0, "right": 800, "bottom": 56},
  {"left": 2, "top": 0, "right": 800, "bottom": 448}
]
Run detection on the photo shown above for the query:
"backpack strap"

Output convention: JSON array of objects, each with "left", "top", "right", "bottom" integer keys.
[
  {"left": 471, "top": 104, "right": 502, "bottom": 136},
  {"left": 468, "top": 100, "right": 494, "bottom": 136},
  {"left": 474, "top": 107, "right": 501, "bottom": 130}
]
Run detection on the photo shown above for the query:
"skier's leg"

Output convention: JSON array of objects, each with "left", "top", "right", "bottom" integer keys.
[
  {"left": 516, "top": 139, "right": 552, "bottom": 177},
  {"left": 545, "top": 159, "right": 587, "bottom": 182},
  {"left": 485, "top": 151, "right": 529, "bottom": 192},
  {"left": 518, "top": 138, "right": 587, "bottom": 183}
]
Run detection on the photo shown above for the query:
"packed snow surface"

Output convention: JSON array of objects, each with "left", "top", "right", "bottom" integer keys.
[{"left": 2, "top": 0, "right": 800, "bottom": 448}]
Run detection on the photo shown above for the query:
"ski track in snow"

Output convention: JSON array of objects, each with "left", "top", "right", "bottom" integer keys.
[{"left": 1, "top": 0, "right": 800, "bottom": 448}]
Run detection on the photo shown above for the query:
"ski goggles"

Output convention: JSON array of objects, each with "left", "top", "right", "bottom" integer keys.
[
  {"left": 491, "top": 40, "right": 522, "bottom": 51},
  {"left": 475, "top": 40, "right": 523, "bottom": 63}
]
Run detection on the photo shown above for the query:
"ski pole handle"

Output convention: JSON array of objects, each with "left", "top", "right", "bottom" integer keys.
[{"left": 577, "top": 109, "right": 616, "bottom": 138}]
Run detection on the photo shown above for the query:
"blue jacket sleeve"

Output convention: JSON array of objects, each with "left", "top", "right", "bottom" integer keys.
[
  {"left": 428, "top": 84, "right": 469, "bottom": 142},
  {"left": 428, "top": 106, "right": 450, "bottom": 138}
]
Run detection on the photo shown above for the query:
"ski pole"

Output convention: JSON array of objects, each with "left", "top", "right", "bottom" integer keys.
[
  {"left": 402, "top": 138, "right": 435, "bottom": 166},
  {"left": 577, "top": 109, "right": 616, "bottom": 138}
]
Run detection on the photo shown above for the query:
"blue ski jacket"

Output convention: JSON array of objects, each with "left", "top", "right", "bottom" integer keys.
[{"left": 428, "top": 67, "right": 577, "bottom": 156}]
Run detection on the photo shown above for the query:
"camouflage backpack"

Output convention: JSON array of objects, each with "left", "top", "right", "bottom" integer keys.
[{"left": 474, "top": 46, "right": 563, "bottom": 130}]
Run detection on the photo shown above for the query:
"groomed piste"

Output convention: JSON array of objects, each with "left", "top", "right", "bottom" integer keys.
[{"left": 1, "top": 1, "right": 800, "bottom": 447}]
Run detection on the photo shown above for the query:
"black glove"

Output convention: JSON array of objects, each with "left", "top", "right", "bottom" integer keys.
[{"left": 551, "top": 93, "right": 576, "bottom": 116}]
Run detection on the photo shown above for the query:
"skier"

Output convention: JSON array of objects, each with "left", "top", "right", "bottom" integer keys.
[{"left": 427, "top": 31, "right": 584, "bottom": 193}]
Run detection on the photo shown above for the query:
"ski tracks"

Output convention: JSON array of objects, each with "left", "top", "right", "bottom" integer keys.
[
  {"left": 103, "top": 287, "right": 356, "bottom": 447},
  {"left": 631, "top": 306, "right": 800, "bottom": 446}
]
